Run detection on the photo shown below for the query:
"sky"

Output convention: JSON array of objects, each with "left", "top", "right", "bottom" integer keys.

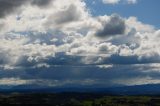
[
  {"left": 87, "top": 0, "right": 160, "bottom": 28},
  {"left": 0, "top": 0, "right": 160, "bottom": 88}
]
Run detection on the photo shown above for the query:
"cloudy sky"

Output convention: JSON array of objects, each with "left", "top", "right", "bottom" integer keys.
[{"left": 0, "top": 0, "right": 160, "bottom": 88}]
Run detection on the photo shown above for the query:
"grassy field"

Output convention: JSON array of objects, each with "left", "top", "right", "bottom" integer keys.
[{"left": 0, "top": 93, "right": 160, "bottom": 105}]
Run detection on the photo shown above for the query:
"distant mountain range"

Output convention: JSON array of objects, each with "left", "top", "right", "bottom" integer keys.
[{"left": 1, "top": 84, "right": 160, "bottom": 95}]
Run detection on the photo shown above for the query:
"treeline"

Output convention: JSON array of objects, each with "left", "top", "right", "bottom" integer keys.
[{"left": 0, "top": 93, "right": 160, "bottom": 105}]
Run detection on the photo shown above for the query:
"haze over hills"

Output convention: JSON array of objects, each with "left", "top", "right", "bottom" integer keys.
[{"left": 0, "top": 84, "right": 160, "bottom": 95}]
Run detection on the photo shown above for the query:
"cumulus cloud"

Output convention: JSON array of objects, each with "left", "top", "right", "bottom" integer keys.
[
  {"left": 95, "top": 14, "right": 126, "bottom": 37},
  {"left": 0, "top": 0, "right": 160, "bottom": 87},
  {"left": 49, "top": 5, "right": 82, "bottom": 25},
  {"left": 0, "top": 10, "right": 159, "bottom": 68},
  {"left": 44, "top": 0, "right": 89, "bottom": 30}
]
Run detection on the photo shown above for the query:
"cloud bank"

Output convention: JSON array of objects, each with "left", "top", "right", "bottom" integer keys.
[{"left": 0, "top": 0, "right": 160, "bottom": 87}]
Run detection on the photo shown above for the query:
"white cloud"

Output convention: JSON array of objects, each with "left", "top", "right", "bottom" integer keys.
[
  {"left": 0, "top": 11, "right": 160, "bottom": 68},
  {"left": 114, "top": 76, "right": 160, "bottom": 86},
  {"left": 127, "top": 0, "right": 137, "bottom": 4},
  {"left": 126, "top": 17, "right": 155, "bottom": 33},
  {"left": 102, "top": 0, "right": 120, "bottom": 4},
  {"left": 0, "top": 77, "right": 98, "bottom": 87},
  {"left": 0, "top": 78, "right": 32, "bottom": 86},
  {"left": 102, "top": 0, "right": 137, "bottom": 4},
  {"left": 0, "top": 0, "right": 160, "bottom": 87}
]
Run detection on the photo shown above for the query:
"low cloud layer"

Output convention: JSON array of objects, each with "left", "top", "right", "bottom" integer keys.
[{"left": 1, "top": 64, "right": 160, "bottom": 87}]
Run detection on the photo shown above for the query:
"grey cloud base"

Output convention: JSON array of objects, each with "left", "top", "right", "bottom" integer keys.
[
  {"left": 0, "top": 0, "right": 51, "bottom": 18},
  {"left": 0, "top": 0, "right": 26, "bottom": 18},
  {"left": 96, "top": 14, "right": 126, "bottom": 37},
  {"left": 0, "top": 64, "right": 160, "bottom": 87}
]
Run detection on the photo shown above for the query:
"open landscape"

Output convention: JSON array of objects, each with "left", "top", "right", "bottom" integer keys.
[
  {"left": 1, "top": 93, "right": 160, "bottom": 106},
  {"left": 1, "top": 82, "right": 160, "bottom": 105}
]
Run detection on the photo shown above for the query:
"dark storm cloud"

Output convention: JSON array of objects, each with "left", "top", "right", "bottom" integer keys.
[
  {"left": 96, "top": 14, "right": 126, "bottom": 37},
  {"left": 0, "top": 0, "right": 51, "bottom": 18}
]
